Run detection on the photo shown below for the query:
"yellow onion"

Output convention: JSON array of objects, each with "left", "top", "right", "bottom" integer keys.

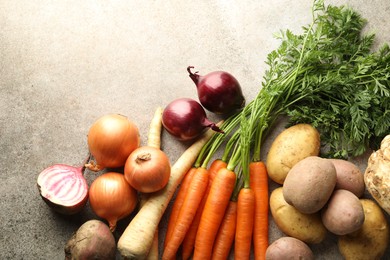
[
  {"left": 86, "top": 114, "right": 140, "bottom": 171},
  {"left": 124, "top": 146, "right": 171, "bottom": 193},
  {"left": 89, "top": 172, "right": 138, "bottom": 231}
]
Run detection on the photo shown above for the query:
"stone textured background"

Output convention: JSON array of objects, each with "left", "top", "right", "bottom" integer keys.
[{"left": 1, "top": 0, "right": 389, "bottom": 259}]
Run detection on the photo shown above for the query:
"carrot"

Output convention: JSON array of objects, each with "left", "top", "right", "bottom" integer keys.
[
  {"left": 181, "top": 197, "right": 204, "bottom": 260},
  {"left": 250, "top": 161, "right": 269, "bottom": 260},
  {"left": 162, "top": 167, "right": 210, "bottom": 260},
  {"left": 193, "top": 167, "right": 236, "bottom": 260},
  {"left": 211, "top": 200, "right": 237, "bottom": 260},
  {"left": 181, "top": 158, "right": 228, "bottom": 260},
  {"left": 164, "top": 167, "right": 196, "bottom": 247},
  {"left": 208, "top": 158, "right": 228, "bottom": 182},
  {"left": 117, "top": 124, "right": 219, "bottom": 259},
  {"left": 234, "top": 108, "right": 255, "bottom": 260},
  {"left": 235, "top": 187, "right": 255, "bottom": 260}
]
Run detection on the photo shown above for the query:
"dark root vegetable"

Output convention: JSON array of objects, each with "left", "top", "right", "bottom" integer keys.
[
  {"left": 187, "top": 66, "right": 245, "bottom": 114},
  {"left": 37, "top": 164, "right": 88, "bottom": 215},
  {"left": 162, "top": 98, "right": 224, "bottom": 141},
  {"left": 65, "top": 219, "right": 116, "bottom": 260}
]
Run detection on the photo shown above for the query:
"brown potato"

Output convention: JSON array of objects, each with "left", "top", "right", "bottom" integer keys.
[
  {"left": 321, "top": 189, "right": 365, "bottom": 235},
  {"left": 266, "top": 236, "right": 314, "bottom": 260},
  {"left": 266, "top": 124, "right": 320, "bottom": 184},
  {"left": 329, "top": 159, "right": 365, "bottom": 197},
  {"left": 338, "top": 199, "right": 389, "bottom": 260},
  {"left": 270, "top": 187, "right": 327, "bottom": 244},
  {"left": 283, "top": 156, "right": 337, "bottom": 214}
]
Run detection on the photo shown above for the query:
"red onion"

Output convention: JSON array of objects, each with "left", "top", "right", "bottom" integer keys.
[
  {"left": 37, "top": 164, "right": 88, "bottom": 215},
  {"left": 187, "top": 66, "right": 245, "bottom": 114},
  {"left": 162, "top": 98, "right": 223, "bottom": 141}
]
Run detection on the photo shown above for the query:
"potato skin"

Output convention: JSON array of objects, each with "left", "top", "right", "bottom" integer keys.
[
  {"left": 266, "top": 236, "right": 314, "bottom": 260},
  {"left": 329, "top": 159, "right": 365, "bottom": 198},
  {"left": 270, "top": 187, "right": 327, "bottom": 244},
  {"left": 266, "top": 124, "right": 320, "bottom": 184},
  {"left": 283, "top": 156, "right": 337, "bottom": 214},
  {"left": 321, "top": 189, "right": 365, "bottom": 235},
  {"left": 338, "top": 199, "right": 389, "bottom": 260}
]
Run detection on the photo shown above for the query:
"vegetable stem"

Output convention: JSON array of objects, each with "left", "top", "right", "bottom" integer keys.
[{"left": 210, "top": 0, "right": 390, "bottom": 172}]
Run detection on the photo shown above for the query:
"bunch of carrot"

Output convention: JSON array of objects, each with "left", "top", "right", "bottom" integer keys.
[{"left": 162, "top": 104, "right": 269, "bottom": 260}]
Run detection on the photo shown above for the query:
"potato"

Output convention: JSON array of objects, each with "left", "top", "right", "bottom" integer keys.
[
  {"left": 364, "top": 134, "right": 390, "bottom": 215},
  {"left": 266, "top": 124, "right": 320, "bottom": 184},
  {"left": 266, "top": 236, "right": 314, "bottom": 260},
  {"left": 270, "top": 187, "right": 328, "bottom": 244},
  {"left": 321, "top": 189, "right": 365, "bottom": 235},
  {"left": 338, "top": 199, "right": 389, "bottom": 260},
  {"left": 329, "top": 159, "right": 365, "bottom": 197},
  {"left": 283, "top": 156, "right": 337, "bottom": 214}
]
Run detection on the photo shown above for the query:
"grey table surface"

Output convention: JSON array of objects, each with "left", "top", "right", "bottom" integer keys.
[{"left": 1, "top": 0, "right": 389, "bottom": 259}]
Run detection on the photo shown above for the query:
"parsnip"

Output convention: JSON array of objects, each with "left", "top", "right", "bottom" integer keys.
[
  {"left": 147, "top": 107, "right": 163, "bottom": 149},
  {"left": 145, "top": 107, "right": 163, "bottom": 260},
  {"left": 118, "top": 126, "right": 218, "bottom": 259}
]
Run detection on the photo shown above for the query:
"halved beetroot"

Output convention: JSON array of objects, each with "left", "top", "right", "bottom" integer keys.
[{"left": 37, "top": 164, "right": 88, "bottom": 215}]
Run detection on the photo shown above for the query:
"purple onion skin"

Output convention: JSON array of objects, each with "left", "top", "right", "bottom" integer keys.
[
  {"left": 162, "top": 98, "right": 223, "bottom": 141},
  {"left": 188, "top": 66, "right": 245, "bottom": 114}
]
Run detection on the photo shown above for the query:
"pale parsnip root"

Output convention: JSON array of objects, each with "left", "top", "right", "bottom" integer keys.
[
  {"left": 147, "top": 107, "right": 163, "bottom": 149},
  {"left": 144, "top": 107, "right": 164, "bottom": 260},
  {"left": 118, "top": 126, "right": 218, "bottom": 259},
  {"left": 139, "top": 194, "right": 159, "bottom": 260},
  {"left": 145, "top": 230, "right": 159, "bottom": 260}
]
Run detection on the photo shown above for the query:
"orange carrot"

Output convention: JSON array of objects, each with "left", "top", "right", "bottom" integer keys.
[
  {"left": 208, "top": 159, "right": 228, "bottom": 181},
  {"left": 181, "top": 194, "right": 205, "bottom": 260},
  {"left": 181, "top": 191, "right": 208, "bottom": 260},
  {"left": 235, "top": 187, "right": 255, "bottom": 260},
  {"left": 162, "top": 167, "right": 210, "bottom": 260},
  {"left": 193, "top": 167, "right": 236, "bottom": 260},
  {"left": 164, "top": 167, "right": 196, "bottom": 247},
  {"left": 250, "top": 161, "right": 269, "bottom": 260},
  {"left": 211, "top": 200, "right": 237, "bottom": 260},
  {"left": 181, "top": 159, "right": 228, "bottom": 260}
]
